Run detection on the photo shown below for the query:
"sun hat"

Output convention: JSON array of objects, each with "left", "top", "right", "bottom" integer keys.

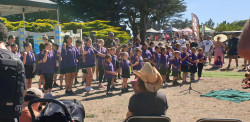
[
  {"left": 214, "top": 34, "right": 228, "bottom": 42},
  {"left": 133, "top": 62, "right": 163, "bottom": 92},
  {"left": 24, "top": 88, "right": 44, "bottom": 101}
]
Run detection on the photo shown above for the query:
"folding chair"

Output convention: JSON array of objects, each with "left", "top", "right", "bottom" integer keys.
[
  {"left": 197, "top": 118, "right": 242, "bottom": 122},
  {"left": 125, "top": 116, "right": 171, "bottom": 122}
]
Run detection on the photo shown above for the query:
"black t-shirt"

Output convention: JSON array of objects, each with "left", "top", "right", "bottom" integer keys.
[
  {"left": 190, "top": 42, "right": 198, "bottom": 48},
  {"left": 228, "top": 37, "right": 239, "bottom": 50},
  {"left": 128, "top": 91, "right": 168, "bottom": 116},
  {"left": 104, "top": 39, "right": 117, "bottom": 48}
]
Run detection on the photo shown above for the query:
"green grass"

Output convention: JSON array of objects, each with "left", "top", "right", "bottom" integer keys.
[{"left": 201, "top": 71, "right": 244, "bottom": 79}]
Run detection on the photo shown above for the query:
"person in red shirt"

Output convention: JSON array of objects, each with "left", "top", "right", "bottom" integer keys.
[{"left": 20, "top": 88, "right": 44, "bottom": 122}]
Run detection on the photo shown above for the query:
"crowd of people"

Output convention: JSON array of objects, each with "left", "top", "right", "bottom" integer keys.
[{"left": 2, "top": 19, "right": 250, "bottom": 121}]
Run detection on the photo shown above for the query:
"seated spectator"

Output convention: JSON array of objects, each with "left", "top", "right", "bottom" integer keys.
[
  {"left": 20, "top": 88, "right": 44, "bottom": 122},
  {"left": 127, "top": 62, "right": 168, "bottom": 118}
]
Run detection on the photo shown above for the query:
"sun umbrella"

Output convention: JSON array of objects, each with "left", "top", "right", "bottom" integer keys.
[
  {"left": 146, "top": 28, "right": 158, "bottom": 33},
  {"left": 214, "top": 34, "right": 228, "bottom": 42},
  {"left": 164, "top": 27, "right": 180, "bottom": 32}
]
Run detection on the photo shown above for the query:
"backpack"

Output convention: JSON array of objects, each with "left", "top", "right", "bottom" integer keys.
[{"left": 0, "top": 49, "right": 26, "bottom": 119}]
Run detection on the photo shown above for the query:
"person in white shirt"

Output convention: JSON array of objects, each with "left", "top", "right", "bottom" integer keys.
[
  {"left": 179, "top": 36, "right": 186, "bottom": 48},
  {"left": 197, "top": 37, "right": 204, "bottom": 49},
  {"left": 203, "top": 36, "right": 214, "bottom": 64}
]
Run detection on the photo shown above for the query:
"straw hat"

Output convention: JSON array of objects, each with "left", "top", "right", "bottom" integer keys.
[
  {"left": 26, "top": 88, "right": 44, "bottom": 98},
  {"left": 214, "top": 34, "right": 228, "bottom": 42},
  {"left": 133, "top": 62, "right": 163, "bottom": 92}
]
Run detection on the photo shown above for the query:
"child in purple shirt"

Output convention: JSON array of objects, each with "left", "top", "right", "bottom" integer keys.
[
  {"left": 120, "top": 52, "right": 133, "bottom": 93},
  {"left": 189, "top": 47, "right": 199, "bottom": 81},
  {"left": 142, "top": 43, "right": 152, "bottom": 62},
  {"left": 214, "top": 56, "right": 222, "bottom": 68},
  {"left": 42, "top": 42, "right": 58, "bottom": 97},
  {"left": 38, "top": 44, "right": 45, "bottom": 90},
  {"left": 96, "top": 39, "right": 106, "bottom": 88},
  {"left": 151, "top": 46, "right": 161, "bottom": 70},
  {"left": 104, "top": 54, "right": 117, "bottom": 95},
  {"left": 21, "top": 42, "right": 36, "bottom": 89},
  {"left": 171, "top": 51, "right": 181, "bottom": 85},
  {"left": 52, "top": 43, "right": 60, "bottom": 87},
  {"left": 84, "top": 37, "right": 106, "bottom": 92},
  {"left": 160, "top": 47, "right": 168, "bottom": 85},
  {"left": 132, "top": 48, "right": 143, "bottom": 72},
  {"left": 197, "top": 48, "right": 206, "bottom": 81},
  {"left": 181, "top": 47, "right": 190, "bottom": 83}
]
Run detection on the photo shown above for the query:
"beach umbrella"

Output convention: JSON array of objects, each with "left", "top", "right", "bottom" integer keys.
[
  {"left": 164, "top": 27, "right": 180, "bottom": 32},
  {"left": 159, "top": 29, "right": 164, "bottom": 33},
  {"left": 214, "top": 34, "right": 228, "bottom": 42},
  {"left": 146, "top": 28, "right": 159, "bottom": 33}
]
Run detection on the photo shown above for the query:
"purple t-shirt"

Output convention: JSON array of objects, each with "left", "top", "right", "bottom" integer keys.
[
  {"left": 197, "top": 54, "right": 206, "bottom": 63},
  {"left": 111, "top": 54, "right": 117, "bottom": 69},
  {"left": 190, "top": 53, "right": 198, "bottom": 66},
  {"left": 97, "top": 47, "right": 106, "bottom": 66},
  {"left": 84, "top": 46, "right": 98, "bottom": 66},
  {"left": 148, "top": 47, "right": 155, "bottom": 54},
  {"left": 61, "top": 45, "right": 77, "bottom": 68},
  {"left": 38, "top": 52, "right": 45, "bottom": 70},
  {"left": 181, "top": 53, "right": 189, "bottom": 66},
  {"left": 160, "top": 54, "right": 168, "bottom": 69},
  {"left": 120, "top": 59, "right": 132, "bottom": 69},
  {"left": 171, "top": 57, "right": 180, "bottom": 71},
  {"left": 142, "top": 49, "right": 152, "bottom": 60},
  {"left": 16, "top": 52, "right": 21, "bottom": 59},
  {"left": 43, "top": 50, "right": 57, "bottom": 74},
  {"left": 104, "top": 62, "right": 114, "bottom": 79},
  {"left": 151, "top": 52, "right": 160, "bottom": 69},
  {"left": 135, "top": 44, "right": 142, "bottom": 48},
  {"left": 53, "top": 50, "right": 59, "bottom": 68},
  {"left": 21, "top": 52, "right": 36, "bottom": 66},
  {"left": 133, "top": 56, "right": 143, "bottom": 70}
]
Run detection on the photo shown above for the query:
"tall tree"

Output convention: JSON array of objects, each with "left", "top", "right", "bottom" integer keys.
[{"left": 204, "top": 18, "right": 215, "bottom": 29}]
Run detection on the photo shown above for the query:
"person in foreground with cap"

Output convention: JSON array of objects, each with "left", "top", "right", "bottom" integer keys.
[
  {"left": 20, "top": 88, "right": 44, "bottom": 122},
  {"left": 126, "top": 62, "right": 168, "bottom": 118}
]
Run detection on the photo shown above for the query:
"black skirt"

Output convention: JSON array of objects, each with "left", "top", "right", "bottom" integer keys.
[
  {"left": 24, "top": 65, "right": 35, "bottom": 79},
  {"left": 189, "top": 65, "right": 197, "bottom": 73},
  {"left": 64, "top": 66, "right": 77, "bottom": 74},
  {"left": 122, "top": 69, "right": 130, "bottom": 78},
  {"left": 159, "top": 68, "right": 167, "bottom": 75},
  {"left": 181, "top": 65, "right": 189, "bottom": 72}
]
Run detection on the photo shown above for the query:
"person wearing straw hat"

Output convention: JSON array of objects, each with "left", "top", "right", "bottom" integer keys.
[
  {"left": 213, "top": 34, "right": 226, "bottom": 67},
  {"left": 20, "top": 88, "right": 44, "bottom": 122},
  {"left": 126, "top": 62, "right": 168, "bottom": 118}
]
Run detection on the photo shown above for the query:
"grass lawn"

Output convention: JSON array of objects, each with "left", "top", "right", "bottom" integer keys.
[{"left": 201, "top": 71, "right": 244, "bottom": 79}]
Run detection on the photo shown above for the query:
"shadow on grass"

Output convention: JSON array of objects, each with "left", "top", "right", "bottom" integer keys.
[
  {"left": 82, "top": 91, "right": 125, "bottom": 101},
  {"left": 238, "top": 69, "right": 247, "bottom": 72},
  {"left": 204, "top": 67, "right": 220, "bottom": 71},
  {"left": 220, "top": 68, "right": 234, "bottom": 71}
]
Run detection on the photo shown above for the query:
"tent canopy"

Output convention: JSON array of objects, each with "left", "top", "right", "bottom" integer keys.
[
  {"left": 165, "top": 27, "right": 180, "bottom": 32},
  {"left": 0, "top": 0, "right": 58, "bottom": 16},
  {"left": 146, "top": 28, "right": 158, "bottom": 33},
  {"left": 200, "top": 26, "right": 215, "bottom": 33},
  {"left": 180, "top": 27, "right": 192, "bottom": 33}
]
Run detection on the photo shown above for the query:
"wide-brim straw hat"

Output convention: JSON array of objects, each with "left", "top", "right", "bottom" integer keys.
[
  {"left": 214, "top": 34, "right": 228, "bottom": 42},
  {"left": 133, "top": 62, "right": 163, "bottom": 92}
]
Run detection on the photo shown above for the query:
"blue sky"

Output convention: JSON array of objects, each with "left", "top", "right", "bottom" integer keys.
[{"left": 182, "top": 0, "right": 250, "bottom": 25}]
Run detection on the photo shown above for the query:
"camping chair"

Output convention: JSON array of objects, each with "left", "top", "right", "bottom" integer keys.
[
  {"left": 125, "top": 116, "right": 171, "bottom": 122},
  {"left": 197, "top": 118, "right": 242, "bottom": 122}
]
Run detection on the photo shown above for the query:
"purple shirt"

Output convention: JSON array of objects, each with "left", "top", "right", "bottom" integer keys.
[
  {"left": 134, "top": 44, "right": 142, "bottom": 48},
  {"left": 97, "top": 47, "right": 106, "bottom": 66},
  {"left": 16, "top": 52, "right": 21, "bottom": 59},
  {"left": 171, "top": 57, "right": 180, "bottom": 71},
  {"left": 190, "top": 53, "right": 198, "bottom": 66},
  {"left": 104, "top": 62, "right": 114, "bottom": 79},
  {"left": 160, "top": 54, "right": 168, "bottom": 69},
  {"left": 75, "top": 46, "right": 83, "bottom": 67},
  {"left": 61, "top": 45, "right": 77, "bottom": 67},
  {"left": 43, "top": 50, "right": 57, "bottom": 74},
  {"left": 38, "top": 52, "right": 45, "bottom": 70},
  {"left": 111, "top": 54, "right": 117, "bottom": 69},
  {"left": 151, "top": 52, "right": 161, "bottom": 69},
  {"left": 120, "top": 59, "right": 132, "bottom": 69},
  {"left": 53, "top": 50, "right": 59, "bottom": 68},
  {"left": 148, "top": 47, "right": 155, "bottom": 54},
  {"left": 84, "top": 46, "right": 98, "bottom": 66},
  {"left": 181, "top": 53, "right": 189, "bottom": 66},
  {"left": 133, "top": 56, "right": 143, "bottom": 70},
  {"left": 21, "top": 52, "right": 36, "bottom": 66},
  {"left": 142, "top": 49, "right": 152, "bottom": 60},
  {"left": 197, "top": 54, "right": 206, "bottom": 63}
]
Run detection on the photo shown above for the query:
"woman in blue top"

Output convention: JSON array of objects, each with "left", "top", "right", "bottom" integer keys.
[
  {"left": 21, "top": 42, "right": 36, "bottom": 89},
  {"left": 61, "top": 35, "right": 78, "bottom": 94},
  {"left": 84, "top": 37, "right": 106, "bottom": 92}
]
